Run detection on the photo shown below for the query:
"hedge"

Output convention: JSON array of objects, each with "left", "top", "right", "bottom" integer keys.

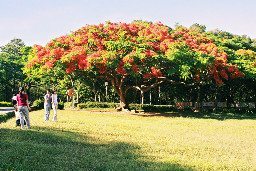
[
  {"left": 77, "top": 102, "right": 175, "bottom": 112},
  {"left": 129, "top": 104, "right": 176, "bottom": 112},
  {"left": 0, "top": 102, "right": 13, "bottom": 107},
  {"left": 78, "top": 102, "right": 119, "bottom": 109},
  {"left": 202, "top": 107, "right": 256, "bottom": 114}
]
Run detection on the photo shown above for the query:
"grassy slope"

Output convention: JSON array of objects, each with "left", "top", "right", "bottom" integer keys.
[{"left": 1, "top": 110, "right": 256, "bottom": 170}]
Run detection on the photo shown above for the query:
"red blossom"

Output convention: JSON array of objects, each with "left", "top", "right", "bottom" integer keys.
[
  {"left": 151, "top": 67, "right": 162, "bottom": 77},
  {"left": 117, "top": 61, "right": 126, "bottom": 75},
  {"left": 144, "top": 73, "right": 152, "bottom": 79},
  {"left": 131, "top": 64, "right": 138, "bottom": 73}
]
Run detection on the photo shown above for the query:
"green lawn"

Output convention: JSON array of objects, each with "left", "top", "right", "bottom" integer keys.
[{"left": 1, "top": 110, "right": 256, "bottom": 170}]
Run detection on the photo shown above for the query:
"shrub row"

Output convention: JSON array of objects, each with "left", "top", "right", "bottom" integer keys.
[
  {"left": 0, "top": 102, "right": 13, "bottom": 107},
  {"left": 129, "top": 104, "right": 176, "bottom": 112},
  {"left": 78, "top": 102, "right": 119, "bottom": 109},
  {"left": 202, "top": 107, "right": 256, "bottom": 114},
  {"left": 32, "top": 100, "right": 255, "bottom": 114},
  {"left": 77, "top": 102, "right": 176, "bottom": 112}
]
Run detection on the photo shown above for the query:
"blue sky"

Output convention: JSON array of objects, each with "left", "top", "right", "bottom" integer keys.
[{"left": 0, "top": 0, "right": 255, "bottom": 47}]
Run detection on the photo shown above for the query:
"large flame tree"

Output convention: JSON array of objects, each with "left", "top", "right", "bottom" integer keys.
[{"left": 25, "top": 22, "right": 242, "bottom": 108}]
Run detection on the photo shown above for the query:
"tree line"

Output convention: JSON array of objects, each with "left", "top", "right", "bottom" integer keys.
[{"left": 0, "top": 22, "right": 255, "bottom": 110}]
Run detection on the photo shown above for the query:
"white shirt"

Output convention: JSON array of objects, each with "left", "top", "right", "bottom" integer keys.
[
  {"left": 52, "top": 94, "right": 58, "bottom": 104},
  {"left": 12, "top": 96, "right": 17, "bottom": 101},
  {"left": 15, "top": 111, "right": 21, "bottom": 120}
]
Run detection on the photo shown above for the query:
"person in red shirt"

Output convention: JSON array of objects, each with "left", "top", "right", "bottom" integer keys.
[{"left": 16, "top": 87, "right": 31, "bottom": 129}]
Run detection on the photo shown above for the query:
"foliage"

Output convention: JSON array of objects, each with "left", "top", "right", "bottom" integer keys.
[
  {"left": 58, "top": 101, "right": 64, "bottom": 110},
  {"left": 234, "top": 49, "right": 256, "bottom": 78},
  {"left": 189, "top": 23, "right": 206, "bottom": 33},
  {"left": 205, "top": 30, "right": 256, "bottom": 79}
]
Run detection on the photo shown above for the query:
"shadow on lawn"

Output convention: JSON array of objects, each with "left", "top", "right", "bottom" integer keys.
[
  {"left": 0, "top": 127, "right": 193, "bottom": 171},
  {"left": 0, "top": 112, "right": 15, "bottom": 123},
  {"left": 137, "top": 111, "right": 256, "bottom": 121}
]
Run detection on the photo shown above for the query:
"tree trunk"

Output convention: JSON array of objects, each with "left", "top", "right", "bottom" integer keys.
[
  {"left": 117, "top": 95, "right": 129, "bottom": 111},
  {"left": 195, "top": 85, "right": 201, "bottom": 112},
  {"left": 213, "top": 86, "right": 218, "bottom": 113},
  {"left": 141, "top": 91, "right": 144, "bottom": 105}
]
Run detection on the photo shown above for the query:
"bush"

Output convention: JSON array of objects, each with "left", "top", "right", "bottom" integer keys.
[
  {"left": 0, "top": 102, "right": 13, "bottom": 107},
  {"left": 58, "top": 101, "right": 64, "bottom": 110},
  {"left": 64, "top": 102, "right": 78, "bottom": 109},
  {"left": 78, "top": 102, "right": 119, "bottom": 109},
  {"left": 202, "top": 106, "right": 256, "bottom": 114},
  {"left": 129, "top": 104, "right": 175, "bottom": 112},
  {"left": 32, "top": 99, "right": 44, "bottom": 109}
]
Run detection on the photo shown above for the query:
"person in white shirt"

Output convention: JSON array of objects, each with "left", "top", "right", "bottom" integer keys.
[
  {"left": 51, "top": 90, "right": 58, "bottom": 121},
  {"left": 12, "top": 94, "right": 17, "bottom": 109}
]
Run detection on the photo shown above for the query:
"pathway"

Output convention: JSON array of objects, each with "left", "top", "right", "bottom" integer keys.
[{"left": 0, "top": 107, "right": 14, "bottom": 114}]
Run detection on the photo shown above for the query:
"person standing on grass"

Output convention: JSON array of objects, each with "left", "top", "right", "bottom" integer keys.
[
  {"left": 51, "top": 89, "right": 58, "bottom": 121},
  {"left": 16, "top": 87, "right": 31, "bottom": 129},
  {"left": 44, "top": 89, "right": 52, "bottom": 121},
  {"left": 12, "top": 94, "right": 17, "bottom": 110}
]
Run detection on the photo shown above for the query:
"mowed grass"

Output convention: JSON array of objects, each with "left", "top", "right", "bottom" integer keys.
[{"left": 1, "top": 110, "right": 256, "bottom": 170}]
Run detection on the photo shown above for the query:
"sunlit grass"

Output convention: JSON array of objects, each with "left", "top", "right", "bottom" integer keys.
[{"left": 1, "top": 110, "right": 256, "bottom": 170}]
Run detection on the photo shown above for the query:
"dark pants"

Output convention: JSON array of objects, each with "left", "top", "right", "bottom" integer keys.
[{"left": 16, "top": 119, "right": 26, "bottom": 126}]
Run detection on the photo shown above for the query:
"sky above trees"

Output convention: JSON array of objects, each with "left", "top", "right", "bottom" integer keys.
[{"left": 0, "top": 0, "right": 256, "bottom": 47}]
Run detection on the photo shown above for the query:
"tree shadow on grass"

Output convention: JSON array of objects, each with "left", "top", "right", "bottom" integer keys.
[
  {"left": 0, "top": 112, "right": 15, "bottom": 123},
  {"left": 136, "top": 111, "right": 256, "bottom": 121},
  {"left": 0, "top": 127, "right": 194, "bottom": 171}
]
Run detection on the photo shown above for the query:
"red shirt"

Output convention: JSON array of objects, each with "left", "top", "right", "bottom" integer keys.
[{"left": 17, "top": 94, "right": 28, "bottom": 106}]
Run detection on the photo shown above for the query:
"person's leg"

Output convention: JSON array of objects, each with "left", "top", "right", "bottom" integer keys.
[
  {"left": 16, "top": 119, "right": 20, "bottom": 126},
  {"left": 47, "top": 104, "right": 51, "bottom": 120},
  {"left": 52, "top": 103, "right": 57, "bottom": 121},
  {"left": 44, "top": 104, "right": 50, "bottom": 121},
  {"left": 19, "top": 107, "right": 25, "bottom": 129},
  {"left": 23, "top": 106, "right": 31, "bottom": 128}
]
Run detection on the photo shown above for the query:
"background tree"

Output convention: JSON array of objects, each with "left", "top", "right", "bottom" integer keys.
[
  {"left": 189, "top": 23, "right": 206, "bottom": 33},
  {"left": 204, "top": 29, "right": 256, "bottom": 105},
  {"left": 0, "top": 38, "right": 29, "bottom": 101}
]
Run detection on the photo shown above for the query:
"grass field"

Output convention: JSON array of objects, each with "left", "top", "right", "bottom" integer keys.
[{"left": 1, "top": 110, "right": 256, "bottom": 170}]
